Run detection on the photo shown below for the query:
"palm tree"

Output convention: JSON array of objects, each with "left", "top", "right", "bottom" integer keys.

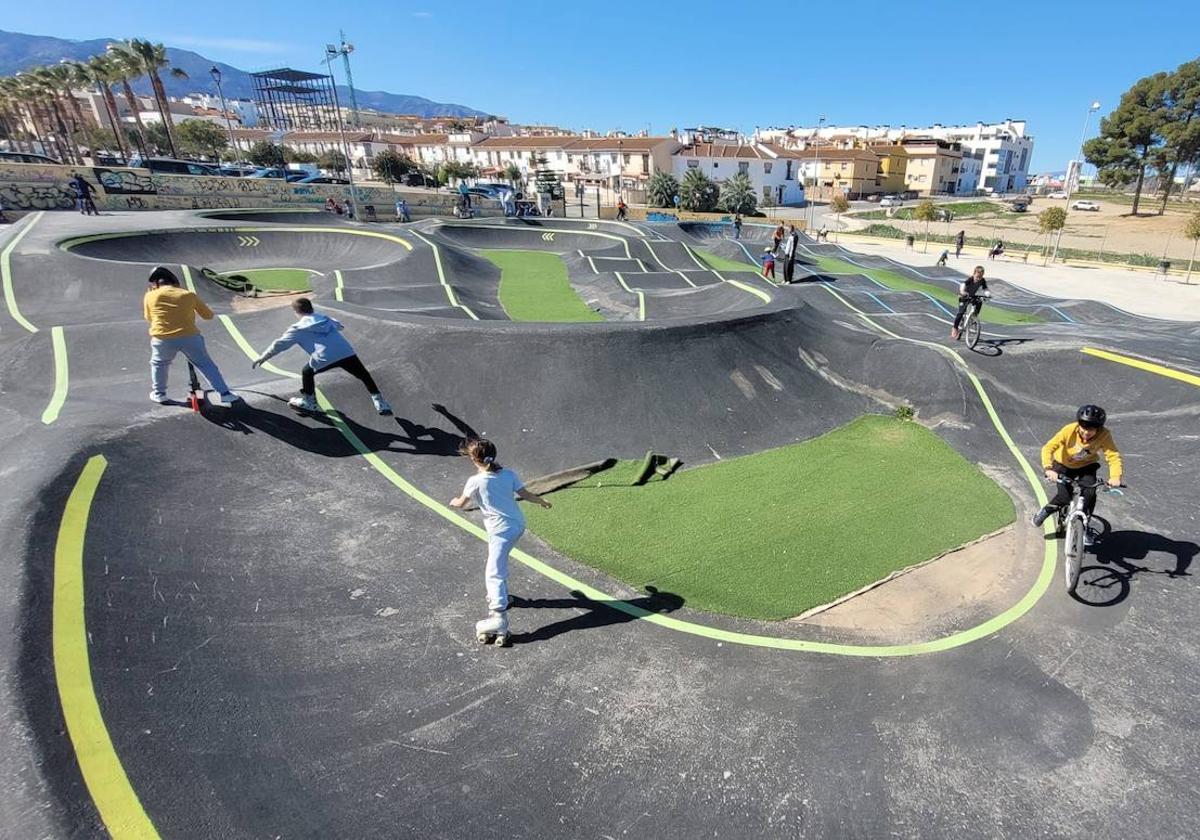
[
  {"left": 109, "top": 40, "right": 187, "bottom": 158},
  {"left": 81, "top": 55, "right": 131, "bottom": 162},
  {"left": 44, "top": 63, "right": 93, "bottom": 164},
  {"left": 0, "top": 77, "right": 32, "bottom": 153},
  {"left": 5, "top": 76, "right": 46, "bottom": 156},
  {"left": 105, "top": 46, "right": 152, "bottom": 158},
  {"left": 646, "top": 170, "right": 679, "bottom": 208},
  {"left": 19, "top": 70, "right": 71, "bottom": 163},
  {"left": 680, "top": 167, "right": 719, "bottom": 212}
]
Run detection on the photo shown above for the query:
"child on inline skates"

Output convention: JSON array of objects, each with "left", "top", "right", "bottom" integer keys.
[{"left": 450, "top": 438, "right": 552, "bottom": 646}]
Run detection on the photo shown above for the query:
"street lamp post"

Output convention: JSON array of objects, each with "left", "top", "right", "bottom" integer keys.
[
  {"left": 323, "top": 44, "right": 359, "bottom": 211},
  {"left": 808, "top": 114, "right": 825, "bottom": 232},
  {"left": 1052, "top": 100, "right": 1101, "bottom": 263},
  {"left": 209, "top": 66, "right": 238, "bottom": 164}
]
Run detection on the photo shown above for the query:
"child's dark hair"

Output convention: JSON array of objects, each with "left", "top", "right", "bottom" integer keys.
[
  {"left": 293, "top": 297, "right": 314, "bottom": 314},
  {"left": 459, "top": 437, "right": 501, "bottom": 472}
]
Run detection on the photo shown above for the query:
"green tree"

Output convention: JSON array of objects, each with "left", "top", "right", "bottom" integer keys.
[
  {"left": 248, "top": 141, "right": 286, "bottom": 168},
  {"left": 829, "top": 194, "right": 850, "bottom": 242},
  {"left": 913, "top": 199, "right": 938, "bottom": 252},
  {"left": 371, "top": 149, "right": 415, "bottom": 184},
  {"left": 318, "top": 149, "right": 348, "bottom": 174},
  {"left": 531, "top": 153, "right": 560, "bottom": 198},
  {"left": 144, "top": 121, "right": 173, "bottom": 155},
  {"left": 1155, "top": 58, "right": 1200, "bottom": 215},
  {"left": 176, "top": 119, "right": 229, "bottom": 160},
  {"left": 104, "top": 46, "right": 153, "bottom": 158},
  {"left": 646, "top": 170, "right": 679, "bottom": 208},
  {"left": 679, "top": 167, "right": 719, "bottom": 211},
  {"left": 285, "top": 149, "right": 318, "bottom": 164},
  {"left": 502, "top": 162, "right": 522, "bottom": 185},
  {"left": 1038, "top": 206, "right": 1067, "bottom": 264},
  {"left": 1084, "top": 72, "right": 1170, "bottom": 215},
  {"left": 107, "top": 40, "right": 188, "bottom": 158},
  {"left": 1184, "top": 210, "right": 1200, "bottom": 284},
  {"left": 719, "top": 171, "right": 757, "bottom": 215}
]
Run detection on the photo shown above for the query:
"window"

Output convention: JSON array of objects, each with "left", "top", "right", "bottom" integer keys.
[
  {"left": 623, "top": 154, "right": 630, "bottom": 164},
  {"left": 738, "top": 161, "right": 749, "bottom": 174},
  {"left": 764, "top": 162, "right": 772, "bottom": 174},
  {"left": 641, "top": 153, "right": 650, "bottom": 174},
  {"left": 714, "top": 162, "right": 719, "bottom": 169},
  {"left": 687, "top": 159, "right": 699, "bottom": 168}
]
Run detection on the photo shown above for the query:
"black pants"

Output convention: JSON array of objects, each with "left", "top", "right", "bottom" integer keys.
[
  {"left": 301, "top": 355, "right": 379, "bottom": 396},
  {"left": 952, "top": 297, "right": 981, "bottom": 330},
  {"left": 783, "top": 256, "right": 795, "bottom": 283},
  {"left": 1047, "top": 461, "right": 1101, "bottom": 516}
]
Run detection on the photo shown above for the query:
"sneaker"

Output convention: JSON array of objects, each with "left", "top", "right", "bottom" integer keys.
[
  {"left": 1031, "top": 507, "right": 1051, "bottom": 527},
  {"left": 950, "top": 327, "right": 960, "bottom": 340},
  {"left": 149, "top": 391, "right": 169, "bottom": 404},
  {"left": 289, "top": 394, "right": 318, "bottom": 412},
  {"left": 372, "top": 394, "right": 393, "bottom": 416},
  {"left": 220, "top": 392, "right": 243, "bottom": 405},
  {"left": 1084, "top": 530, "right": 1095, "bottom": 547}
]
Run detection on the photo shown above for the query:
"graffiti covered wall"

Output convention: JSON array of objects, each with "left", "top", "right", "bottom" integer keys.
[{"left": 0, "top": 162, "right": 497, "bottom": 220}]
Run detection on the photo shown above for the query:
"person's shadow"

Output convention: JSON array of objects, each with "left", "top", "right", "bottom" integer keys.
[
  {"left": 969, "top": 337, "right": 1034, "bottom": 357},
  {"left": 200, "top": 396, "right": 480, "bottom": 459},
  {"left": 1073, "top": 529, "right": 1198, "bottom": 607},
  {"left": 507, "top": 586, "right": 685, "bottom": 644}
]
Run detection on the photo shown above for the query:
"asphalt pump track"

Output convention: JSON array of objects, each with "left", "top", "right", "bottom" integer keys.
[{"left": 2, "top": 210, "right": 1199, "bottom": 838}]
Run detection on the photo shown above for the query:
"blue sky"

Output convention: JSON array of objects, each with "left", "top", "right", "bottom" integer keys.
[{"left": 7, "top": 0, "right": 1200, "bottom": 172}]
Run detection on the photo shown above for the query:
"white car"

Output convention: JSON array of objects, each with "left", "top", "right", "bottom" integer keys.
[
  {"left": 1047, "top": 191, "right": 1068, "bottom": 199},
  {"left": 1071, "top": 199, "right": 1101, "bottom": 211},
  {"left": 879, "top": 196, "right": 903, "bottom": 208}
]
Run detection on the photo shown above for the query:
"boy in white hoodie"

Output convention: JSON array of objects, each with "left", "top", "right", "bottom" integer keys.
[{"left": 251, "top": 298, "right": 392, "bottom": 415}]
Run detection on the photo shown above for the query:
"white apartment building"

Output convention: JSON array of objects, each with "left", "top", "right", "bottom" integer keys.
[
  {"left": 672, "top": 142, "right": 807, "bottom": 205},
  {"left": 762, "top": 119, "right": 1034, "bottom": 194}
]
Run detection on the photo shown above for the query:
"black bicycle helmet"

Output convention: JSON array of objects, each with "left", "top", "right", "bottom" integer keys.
[{"left": 1076, "top": 404, "right": 1107, "bottom": 429}]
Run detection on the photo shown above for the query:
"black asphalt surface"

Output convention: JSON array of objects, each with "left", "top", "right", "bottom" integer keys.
[{"left": 2, "top": 210, "right": 1199, "bottom": 839}]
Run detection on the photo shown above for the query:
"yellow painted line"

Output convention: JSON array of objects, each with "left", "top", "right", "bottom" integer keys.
[
  {"left": 1082, "top": 346, "right": 1200, "bottom": 388},
  {"left": 216, "top": 305, "right": 1053, "bottom": 657},
  {"left": 408, "top": 229, "right": 479, "bottom": 320},
  {"left": 613, "top": 272, "right": 646, "bottom": 321},
  {"left": 681, "top": 242, "right": 772, "bottom": 304},
  {"left": 54, "top": 455, "right": 161, "bottom": 839},
  {"left": 1, "top": 210, "right": 43, "bottom": 332},
  {"left": 334, "top": 269, "right": 345, "bottom": 302},
  {"left": 41, "top": 326, "right": 69, "bottom": 425}
]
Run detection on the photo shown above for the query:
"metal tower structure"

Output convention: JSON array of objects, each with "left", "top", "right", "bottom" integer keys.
[{"left": 337, "top": 32, "right": 360, "bottom": 129}]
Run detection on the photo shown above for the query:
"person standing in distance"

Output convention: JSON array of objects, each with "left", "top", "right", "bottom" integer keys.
[
  {"left": 252, "top": 297, "right": 392, "bottom": 416},
  {"left": 144, "top": 266, "right": 241, "bottom": 405}
]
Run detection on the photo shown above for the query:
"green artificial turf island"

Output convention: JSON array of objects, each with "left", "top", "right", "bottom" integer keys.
[
  {"left": 693, "top": 247, "right": 759, "bottom": 273},
  {"left": 804, "top": 255, "right": 1043, "bottom": 325},
  {"left": 524, "top": 415, "right": 1015, "bottom": 621},
  {"left": 480, "top": 250, "right": 605, "bottom": 322},
  {"left": 224, "top": 267, "right": 313, "bottom": 292}
]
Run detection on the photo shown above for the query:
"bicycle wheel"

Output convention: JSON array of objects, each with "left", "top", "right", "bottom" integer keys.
[
  {"left": 1064, "top": 516, "right": 1085, "bottom": 593},
  {"left": 965, "top": 310, "right": 982, "bottom": 349}
]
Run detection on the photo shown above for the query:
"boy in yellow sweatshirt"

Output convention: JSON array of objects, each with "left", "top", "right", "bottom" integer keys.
[
  {"left": 143, "top": 266, "right": 240, "bottom": 405},
  {"left": 1032, "top": 404, "right": 1123, "bottom": 532}
]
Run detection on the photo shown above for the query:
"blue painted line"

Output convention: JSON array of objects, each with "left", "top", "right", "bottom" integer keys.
[
  {"left": 734, "top": 241, "right": 760, "bottom": 266},
  {"left": 1049, "top": 305, "right": 1076, "bottom": 324},
  {"left": 866, "top": 292, "right": 896, "bottom": 313}
]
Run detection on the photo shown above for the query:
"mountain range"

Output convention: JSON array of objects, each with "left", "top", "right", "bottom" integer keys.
[{"left": 0, "top": 29, "right": 489, "bottom": 119}]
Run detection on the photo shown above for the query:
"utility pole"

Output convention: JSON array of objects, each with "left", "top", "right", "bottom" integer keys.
[
  {"left": 323, "top": 46, "right": 359, "bottom": 209},
  {"left": 339, "top": 31, "right": 361, "bottom": 129}
]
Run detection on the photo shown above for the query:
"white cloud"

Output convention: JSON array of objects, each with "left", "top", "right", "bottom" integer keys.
[
  {"left": 163, "top": 36, "right": 297, "bottom": 53},
  {"left": 412, "top": 11, "right": 434, "bottom": 17}
]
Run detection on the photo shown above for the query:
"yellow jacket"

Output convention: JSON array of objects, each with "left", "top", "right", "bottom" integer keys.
[
  {"left": 143, "top": 286, "right": 212, "bottom": 338},
  {"left": 1041, "top": 422, "right": 1122, "bottom": 483}
]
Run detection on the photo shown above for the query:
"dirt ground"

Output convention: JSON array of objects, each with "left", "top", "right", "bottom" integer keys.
[{"left": 864, "top": 196, "right": 1200, "bottom": 263}]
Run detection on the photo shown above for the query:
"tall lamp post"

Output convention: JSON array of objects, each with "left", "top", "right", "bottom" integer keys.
[
  {"left": 323, "top": 43, "right": 359, "bottom": 209},
  {"left": 808, "top": 114, "right": 826, "bottom": 231},
  {"left": 1052, "top": 100, "right": 1101, "bottom": 263},
  {"left": 209, "top": 66, "right": 238, "bottom": 164}
]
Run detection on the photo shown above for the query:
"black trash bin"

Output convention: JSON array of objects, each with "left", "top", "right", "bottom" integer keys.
[
  {"left": 1159, "top": 260, "right": 1171, "bottom": 274},
  {"left": 905, "top": 234, "right": 915, "bottom": 248}
]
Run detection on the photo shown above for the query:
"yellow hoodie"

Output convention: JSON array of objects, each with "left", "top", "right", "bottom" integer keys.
[
  {"left": 143, "top": 286, "right": 212, "bottom": 338},
  {"left": 1041, "top": 422, "right": 1122, "bottom": 483}
]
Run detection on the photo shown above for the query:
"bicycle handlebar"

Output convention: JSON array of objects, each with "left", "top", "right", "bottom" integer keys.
[{"left": 1050, "top": 475, "right": 1126, "bottom": 491}]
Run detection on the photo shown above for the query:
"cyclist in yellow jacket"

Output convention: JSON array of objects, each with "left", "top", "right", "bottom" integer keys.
[{"left": 1031, "top": 405, "right": 1123, "bottom": 531}]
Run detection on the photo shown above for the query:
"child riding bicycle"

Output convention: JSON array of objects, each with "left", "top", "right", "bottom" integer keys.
[
  {"left": 1031, "top": 404, "right": 1124, "bottom": 542},
  {"left": 949, "top": 265, "right": 989, "bottom": 340}
]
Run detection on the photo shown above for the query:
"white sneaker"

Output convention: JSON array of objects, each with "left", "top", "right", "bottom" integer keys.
[
  {"left": 372, "top": 394, "right": 393, "bottom": 416},
  {"left": 149, "top": 391, "right": 169, "bottom": 404},
  {"left": 220, "top": 392, "right": 243, "bottom": 405},
  {"left": 289, "top": 394, "right": 318, "bottom": 412},
  {"left": 1084, "top": 531, "right": 1095, "bottom": 547}
]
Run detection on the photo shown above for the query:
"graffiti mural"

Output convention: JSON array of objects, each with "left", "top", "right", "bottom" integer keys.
[
  {"left": 94, "top": 168, "right": 157, "bottom": 195},
  {"left": 0, "top": 183, "right": 75, "bottom": 211}
]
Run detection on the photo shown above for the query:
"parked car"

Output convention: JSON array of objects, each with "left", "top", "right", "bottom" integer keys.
[
  {"left": 294, "top": 174, "right": 349, "bottom": 185},
  {"left": 0, "top": 150, "right": 62, "bottom": 165},
  {"left": 217, "top": 165, "right": 257, "bottom": 177},
  {"left": 879, "top": 196, "right": 903, "bottom": 208},
  {"left": 865, "top": 193, "right": 882, "bottom": 202},
  {"left": 128, "top": 156, "right": 220, "bottom": 176},
  {"left": 246, "top": 167, "right": 289, "bottom": 179},
  {"left": 1011, "top": 201, "right": 1029, "bottom": 212},
  {"left": 285, "top": 173, "right": 308, "bottom": 183},
  {"left": 901, "top": 190, "right": 919, "bottom": 200},
  {"left": 1046, "top": 191, "right": 1068, "bottom": 199},
  {"left": 1071, "top": 199, "right": 1101, "bottom": 211}
]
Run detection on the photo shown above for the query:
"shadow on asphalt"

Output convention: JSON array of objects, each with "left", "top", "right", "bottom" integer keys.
[
  {"left": 1071, "top": 530, "right": 1198, "bottom": 607},
  {"left": 200, "top": 395, "right": 479, "bottom": 458},
  {"left": 508, "top": 586, "right": 684, "bottom": 644},
  {"left": 969, "top": 337, "right": 1034, "bottom": 357}
]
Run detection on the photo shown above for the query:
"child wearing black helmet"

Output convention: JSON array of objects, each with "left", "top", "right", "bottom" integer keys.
[{"left": 1032, "top": 404, "right": 1123, "bottom": 529}]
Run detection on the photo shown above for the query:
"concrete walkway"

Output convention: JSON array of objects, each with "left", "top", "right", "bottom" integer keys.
[{"left": 837, "top": 234, "right": 1200, "bottom": 321}]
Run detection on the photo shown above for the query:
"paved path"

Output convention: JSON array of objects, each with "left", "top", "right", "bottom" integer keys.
[{"left": 835, "top": 234, "right": 1200, "bottom": 321}]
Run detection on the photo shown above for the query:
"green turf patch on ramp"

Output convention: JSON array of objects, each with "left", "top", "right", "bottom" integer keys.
[
  {"left": 525, "top": 415, "right": 1015, "bottom": 620},
  {"left": 693, "top": 247, "right": 757, "bottom": 272},
  {"left": 480, "top": 250, "right": 605, "bottom": 322},
  {"left": 224, "top": 267, "right": 313, "bottom": 292}
]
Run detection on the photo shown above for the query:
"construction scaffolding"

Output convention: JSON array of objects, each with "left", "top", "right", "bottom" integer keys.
[{"left": 250, "top": 68, "right": 339, "bottom": 132}]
